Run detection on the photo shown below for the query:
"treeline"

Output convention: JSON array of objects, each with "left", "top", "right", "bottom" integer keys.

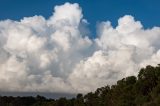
[{"left": 1, "top": 65, "right": 160, "bottom": 106}]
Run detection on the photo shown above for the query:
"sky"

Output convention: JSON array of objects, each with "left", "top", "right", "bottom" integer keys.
[
  {"left": 0, "top": 0, "right": 160, "bottom": 97},
  {"left": 1, "top": 0, "right": 160, "bottom": 36}
]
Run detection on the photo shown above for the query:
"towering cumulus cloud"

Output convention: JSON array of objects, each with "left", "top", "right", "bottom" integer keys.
[{"left": 0, "top": 3, "right": 160, "bottom": 93}]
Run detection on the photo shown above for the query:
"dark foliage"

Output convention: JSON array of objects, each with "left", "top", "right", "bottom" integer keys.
[{"left": 1, "top": 65, "right": 160, "bottom": 106}]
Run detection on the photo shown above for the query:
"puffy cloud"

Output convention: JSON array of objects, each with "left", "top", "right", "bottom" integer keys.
[
  {"left": 0, "top": 2, "right": 92, "bottom": 93},
  {"left": 116, "top": 15, "right": 143, "bottom": 34},
  {"left": 69, "top": 15, "right": 160, "bottom": 93},
  {"left": 0, "top": 3, "right": 160, "bottom": 94},
  {"left": 48, "top": 3, "right": 82, "bottom": 27}
]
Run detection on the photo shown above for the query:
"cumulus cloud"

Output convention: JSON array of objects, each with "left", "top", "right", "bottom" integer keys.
[{"left": 0, "top": 3, "right": 160, "bottom": 94}]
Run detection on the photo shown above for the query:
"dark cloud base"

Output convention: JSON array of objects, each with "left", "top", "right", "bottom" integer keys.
[{"left": 0, "top": 92, "right": 76, "bottom": 99}]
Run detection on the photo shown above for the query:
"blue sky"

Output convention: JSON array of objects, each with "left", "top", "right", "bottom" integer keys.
[{"left": 1, "top": 0, "right": 160, "bottom": 36}]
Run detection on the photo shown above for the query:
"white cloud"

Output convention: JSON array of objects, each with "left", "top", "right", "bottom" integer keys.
[
  {"left": 48, "top": 2, "right": 82, "bottom": 27},
  {"left": 0, "top": 3, "right": 160, "bottom": 94}
]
